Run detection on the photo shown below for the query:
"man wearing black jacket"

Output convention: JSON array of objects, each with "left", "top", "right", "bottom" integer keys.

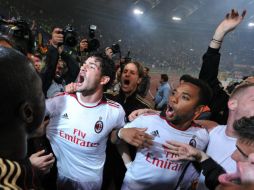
[
  {"left": 41, "top": 27, "right": 80, "bottom": 98},
  {"left": 199, "top": 10, "right": 249, "bottom": 125}
]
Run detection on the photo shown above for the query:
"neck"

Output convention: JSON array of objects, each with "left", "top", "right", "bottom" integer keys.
[
  {"left": 225, "top": 114, "right": 237, "bottom": 137},
  {"left": 173, "top": 120, "right": 193, "bottom": 131},
  {"left": 80, "top": 89, "right": 103, "bottom": 104},
  {"left": 123, "top": 88, "right": 137, "bottom": 98}
]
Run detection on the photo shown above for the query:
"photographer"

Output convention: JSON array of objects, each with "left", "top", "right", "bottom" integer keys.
[{"left": 41, "top": 27, "right": 79, "bottom": 98}]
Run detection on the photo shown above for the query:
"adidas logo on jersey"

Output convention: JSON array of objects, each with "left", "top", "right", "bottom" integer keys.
[
  {"left": 150, "top": 130, "right": 160, "bottom": 138},
  {"left": 61, "top": 113, "right": 69, "bottom": 119}
]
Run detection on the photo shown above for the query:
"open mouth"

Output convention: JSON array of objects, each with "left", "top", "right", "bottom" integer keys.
[
  {"left": 79, "top": 75, "right": 84, "bottom": 83},
  {"left": 218, "top": 172, "right": 241, "bottom": 185},
  {"left": 166, "top": 104, "right": 175, "bottom": 118},
  {"left": 76, "top": 74, "right": 85, "bottom": 87},
  {"left": 123, "top": 79, "right": 130, "bottom": 85}
]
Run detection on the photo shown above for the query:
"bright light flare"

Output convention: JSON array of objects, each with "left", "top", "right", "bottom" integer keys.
[
  {"left": 248, "top": 22, "right": 254, "bottom": 27},
  {"left": 133, "top": 8, "right": 144, "bottom": 15},
  {"left": 172, "top": 16, "right": 182, "bottom": 21}
]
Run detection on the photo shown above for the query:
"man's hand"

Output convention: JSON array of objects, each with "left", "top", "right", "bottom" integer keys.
[
  {"left": 29, "top": 150, "right": 55, "bottom": 174},
  {"left": 211, "top": 9, "right": 246, "bottom": 48},
  {"left": 65, "top": 82, "right": 78, "bottom": 93},
  {"left": 119, "top": 128, "right": 154, "bottom": 148},
  {"left": 128, "top": 109, "right": 160, "bottom": 121},
  {"left": 163, "top": 140, "right": 208, "bottom": 162},
  {"left": 51, "top": 28, "right": 64, "bottom": 48}
]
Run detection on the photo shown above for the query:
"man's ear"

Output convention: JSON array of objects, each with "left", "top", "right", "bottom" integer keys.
[
  {"left": 228, "top": 99, "right": 238, "bottom": 111},
  {"left": 137, "top": 77, "right": 142, "bottom": 85},
  {"left": 100, "top": 76, "right": 110, "bottom": 86},
  {"left": 193, "top": 105, "right": 205, "bottom": 120},
  {"left": 19, "top": 102, "right": 33, "bottom": 124}
]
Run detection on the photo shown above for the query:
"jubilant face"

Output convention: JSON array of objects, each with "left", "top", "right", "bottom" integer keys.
[
  {"left": 105, "top": 48, "right": 113, "bottom": 59},
  {"left": 231, "top": 139, "right": 254, "bottom": 163},
  {"left": 121, "top": 63, "right": 141, "bottom": 95},
  {"left": 55, "top": 60, "right": 66, "bottom": 77},
  {"left": 218, "top": 140, "right": 254, "bottom": 186},
  {"left": 165, "top": 82, "right": 200, "bottom": 125},
  {"left": 76, "top": 56, "right": 102, "bottom": 95}
]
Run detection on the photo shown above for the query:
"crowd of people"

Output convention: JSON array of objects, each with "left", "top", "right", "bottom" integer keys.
[{"left": 1, "top": 4, "right": 254, "bottom": 190}]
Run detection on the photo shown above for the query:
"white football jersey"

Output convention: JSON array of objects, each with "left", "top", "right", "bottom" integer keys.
[
  {"left": 122, "top": 113, "right": 209, "bottom": 190},
  {"left": 46, "top": 92, "right": 125, "bottom": 189},
  {"left": 197, "top": 125, "right": 237, "bottom": 190}
]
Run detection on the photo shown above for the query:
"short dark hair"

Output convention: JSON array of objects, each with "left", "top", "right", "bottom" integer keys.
[
  {"left": 179, "top": 74, "right": 193, "bottom": 82},
  {"left": 230, "top": 83, "right": 254, "bottom": 99},
  {"left": 234, "top": 116, "right": 254, "bottom": 144},
  {"left": 161, "top": 74, "right": 168, "bottom": 82},
  {"left": 0, "top": 46, "right": 40, "bottom": 118},
  {"left": 90, "top": 53, "right": 115, "bottom": 90},
  {"left": 184, "top": 76, "right": 213, "bottom": 106}
]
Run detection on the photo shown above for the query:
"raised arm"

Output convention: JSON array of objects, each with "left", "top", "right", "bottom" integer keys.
[
  {"left": 199, "top": 9, "right": 246, "bottom": 85},
  {"left": 199, "top": 9, "right": 246, "bottom": 124}
]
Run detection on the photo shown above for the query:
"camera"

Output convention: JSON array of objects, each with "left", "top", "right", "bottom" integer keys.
[
  {"left": 60, "top": 25, "right": 78, "bottom": 48},
  {"left": 86, "top": 24, "right": 100, "bottom": 52},
  {"left": 111, "top": 43, "right": 121, "bottom": 54},
  {"left": 0, "top": 18, "right": 34, "bottom": 54}
]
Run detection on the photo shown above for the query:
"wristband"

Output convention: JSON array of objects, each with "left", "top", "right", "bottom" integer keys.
[
  {"left": 117, "top": 128, "right": 123, "bottom": 139},
  {"left": 114, "top": 128, "right": 123, "bottom": 144},
  {"left": 212, "top": 38, "right": 222, "bottom": 44}
]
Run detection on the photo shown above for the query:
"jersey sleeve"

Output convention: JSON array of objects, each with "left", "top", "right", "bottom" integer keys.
[
  {"left": 124, "top": 115, "right": 146, "bottom": 129},
  {"left": 196, "top": 128, "right": 210, "bottom": 151},
  {"left": 45, "top": 97, "right": 56, "bottom": 117},
  {"left": 115, "top": 105, "right": 126, "bottom": 129}
]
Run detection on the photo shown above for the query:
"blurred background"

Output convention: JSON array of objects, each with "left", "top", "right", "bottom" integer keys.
[{"left": 1, "top": 0, "right": 253, "bottom": 80}]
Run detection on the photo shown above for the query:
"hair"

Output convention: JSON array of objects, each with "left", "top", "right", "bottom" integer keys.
[
  {"left": 0, "top": 46, "right": 40, "bottom": 119},
  {"left": 144, "top": 66, "right": 149, "bottom": 72},
  {"left": 179, "top": 74, "right": 193, "bottom": 82},
  {"left": 233, "top": 116, "right": 254, "bottom": 144},
  {"left": 124, "top": 61, "right": 144, "bottom": 78},
  {"left": 184, "top": 76, "right": 213, "bottom": 106},
  {"left": 230, "top": 83, "right": 254, "bottom": 99},
  {"left": 90, "top": 53, "right": 116, "bottom": 90},
  {"left": 161, "top": 74, "right": 168, "bottom": 82}
]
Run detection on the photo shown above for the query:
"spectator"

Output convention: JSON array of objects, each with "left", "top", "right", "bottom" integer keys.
[
  {"left": 41, "top": 27, "right": 79, "bottom": 98},
  {"left": 77, "top": 38, "right": 90, "bottom": 64},
  {"left": 154, "top": 74, "right": 171, "bottom": 111},
  {"left": 46, "top": 58, "right": 67, "bottom": 98},
  {"left": 105, "top": 46, "right": 113, "bottom": 60},
  {"left": 103, "top": 61, "right": 153, "bottom": 190},
  {"left": 199, "top": 9, "right": 247, "bottom": 125},
  {"left": 138, "top": 66, "right": 151, "bottom": 98}
]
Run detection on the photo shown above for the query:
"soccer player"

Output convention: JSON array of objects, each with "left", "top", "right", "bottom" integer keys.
[
  {"left": 121, "top": 77, "right": 212, "bottom": 190},
  {"left": 46, "top": 54, "right": 150, "bottom": 190}
]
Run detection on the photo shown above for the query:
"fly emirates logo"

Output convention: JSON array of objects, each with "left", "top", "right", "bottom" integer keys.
[
  {"left": 59, "top": 128, "right": 99, "bottom": 147},
  {"left": 145, "top": 150, "right": 183, "bottom": 171}
]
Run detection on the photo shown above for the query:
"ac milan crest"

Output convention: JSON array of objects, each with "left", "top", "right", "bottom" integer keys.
[
  {"left": 189, "top": 135, "right": 197, "bottom": 148},
  {"left": 94, "top": 117, "right": 103, "bottom": 133}
]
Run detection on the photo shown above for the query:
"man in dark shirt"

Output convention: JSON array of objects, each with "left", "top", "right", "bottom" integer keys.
[{"left": 0, "top": 46, "right": 45, "bottom": 189}]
